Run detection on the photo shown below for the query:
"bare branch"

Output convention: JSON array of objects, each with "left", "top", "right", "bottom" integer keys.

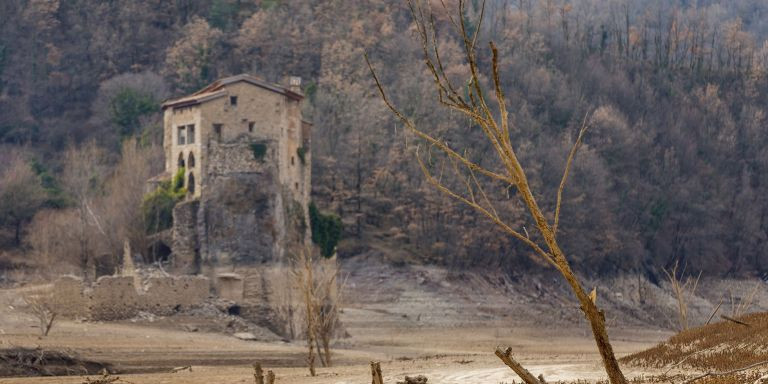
[
  {"left": 681, "top": 359, "right": 768, "bottom": 383},
  {"left": 495, "top": 347, "right": 542, "bottom": 384},
  {"left": 365, "top": 53, "right": 513, "bottom": 185},
  {"left": 415, "top": 147, "right": 557, "bottom": 268},
  {"left": 471, "top": 0, "right": 487, "bottom": 50},
  {"left": 469, "top": 160, "right": 499, "bottom": 219},
  {"left": 553, "top": 111, "right": 592, "bottom": 237},
  {"left": 720, "top": 314, "right": 750, "bottom": 327},
  {"left": 705, "top": 297, "right": 723, "bottom": 325},
  {"left": 489, "top": 41, "right": 511, "bottom": 145}
]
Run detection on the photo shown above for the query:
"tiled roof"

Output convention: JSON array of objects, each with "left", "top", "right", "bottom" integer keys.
[{"left": 162, "top": 74, "right": 303, "bottom": 109}]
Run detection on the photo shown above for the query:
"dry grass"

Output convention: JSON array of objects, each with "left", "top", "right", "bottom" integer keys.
[
  {"left": 621, "top": 312, "right": 768, "bottom": 379},
  {"left": 662, "top": 261, "right": 700, "bottom": 331}
]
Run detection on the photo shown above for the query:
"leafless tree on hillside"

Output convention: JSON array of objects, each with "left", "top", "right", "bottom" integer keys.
[
  {"left": 61, "top": 142, "right": 110, "bottom": 283},
  {"left": 366, "top": 0, "right": 627, "bottom": 382}
]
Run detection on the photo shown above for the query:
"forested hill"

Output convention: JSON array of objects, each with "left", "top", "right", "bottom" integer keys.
[{"left": 2, "top": 0, "right": 768, "bottom": 278}]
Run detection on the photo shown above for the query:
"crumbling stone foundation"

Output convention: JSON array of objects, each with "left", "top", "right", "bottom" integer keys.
[{"left": 51, "top": 275, "right": 210, "bottom": 321}]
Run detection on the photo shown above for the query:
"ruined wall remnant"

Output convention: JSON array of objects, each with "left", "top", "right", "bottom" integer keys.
[
  {"left": 89, "top": 276, "right": 141, "bottom": 320},
  {"left": 51, "top": 275, "right": 210, "bottom": 321},
  {"left": 203, "top": 138, "right": 283, "bottom": 265},
  {"left": 170, "top": 137, "right": 302, "bottom": 268},
  {"left": 51, "top": 276, "right": 90, "bottom": 318},
  {"left": 216, "top": 273, "right": 244, "bottom": 302},
  {"left": 143, "top": 276, "right": 210, "bottom": 315},
  {"left": 172, "top": 200, "right": 200, "bottom": 273}
]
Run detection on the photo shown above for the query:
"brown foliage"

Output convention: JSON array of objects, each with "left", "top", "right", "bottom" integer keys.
[{"left": 0, "top": 153, "right": 46, "bottom": 246}]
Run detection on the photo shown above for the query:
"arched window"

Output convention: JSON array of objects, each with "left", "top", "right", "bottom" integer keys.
[
  {"left": 187, "top": 172, "right": 195, "bottom": 195},
  {"left": 178, "top": 152, "right": 185, "bottom": 168},
  {"left": 188, "top": 152, "right": 196, "bottom": 168}
]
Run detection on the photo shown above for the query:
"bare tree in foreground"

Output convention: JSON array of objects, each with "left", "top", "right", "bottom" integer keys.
[
  {"left": 366, "top": 1, "right": 627, "bottom": 383},
  {"left": 295, "top": 250, "right": 344, "bottom": 375}
]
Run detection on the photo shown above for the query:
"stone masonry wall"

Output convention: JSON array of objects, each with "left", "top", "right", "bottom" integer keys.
[
  {"left": 199, "top": 137, "right": 284, "bottom": 265},
  {"left": 172, "top": 200, "right": 200, "bottom": 274},
  {"left": 51, "top": 275, "right": 210, "bottom": 321}
]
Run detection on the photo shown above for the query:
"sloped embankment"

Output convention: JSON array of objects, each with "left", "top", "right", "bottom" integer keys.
[{"left": 621, "top": 312, "right": 768, "bottom": 373}]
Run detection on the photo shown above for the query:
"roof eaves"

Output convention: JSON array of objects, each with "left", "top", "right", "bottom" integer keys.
[{"left": 161, "top": 90, "right": 228, "bottom": 109}]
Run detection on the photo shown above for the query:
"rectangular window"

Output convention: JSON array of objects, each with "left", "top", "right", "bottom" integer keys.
[
  {"left": 213, "top": 123, "right": 222, "bottom": 140},
  {"left": 187, "top": 124, "right": 195, "bottom": 144},
  {"left": 248, "top": 121, "right": 255, "bottom": 133},
  {"left": 177, "top": 126, "right": 186, "bottom": 145},
  {"left": 230, "top": 96, "right": 238, "bottom": 106}
]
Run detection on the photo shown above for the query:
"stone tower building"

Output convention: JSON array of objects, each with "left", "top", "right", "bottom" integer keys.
[{"left": 154, "top": 74, "right": 311, "bottom": 273}]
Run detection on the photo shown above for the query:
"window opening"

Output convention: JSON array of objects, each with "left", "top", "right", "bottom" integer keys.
[{"left": 177, "top": 126, "right": 186, "bottom": 145}]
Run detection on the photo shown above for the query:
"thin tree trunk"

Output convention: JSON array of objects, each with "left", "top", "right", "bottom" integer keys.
[
  {"left": 518, "top": 181, "right": 627, "bottom": 384},
  {"left": 323, "top": 334, "right": 332, "bottom": 367}
]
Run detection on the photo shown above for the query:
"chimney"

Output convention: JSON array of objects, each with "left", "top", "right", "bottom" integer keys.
[{"left": 288, "top": 76, "right": 302, "bottom": 93}]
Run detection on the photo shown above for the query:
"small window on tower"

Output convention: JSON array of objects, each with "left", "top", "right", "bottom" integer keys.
[
  {"left": 230, "top": 96, "right": 238, "bottom": 106},
  {"left": 291, "top": 156, "right": 295, "bottom": 165},
  {"left": 213, "top": 124, "right": 222, "bottom": 140},
  {"left": 295, "top": 182, "right": 299, "bottom": 190},
  {"left": 187, "top": 124, "right": 195, "bottom": 144},
  {"left": 248, "top": 121, "right": 255, "bottom": 133},
  {"left": 177, "top": 126, "right": 186, "bottom": 145}
]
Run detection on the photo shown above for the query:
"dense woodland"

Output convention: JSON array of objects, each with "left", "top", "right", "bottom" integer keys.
[{"left": 1, "top": 0, "right": 768, "bottom": 279}]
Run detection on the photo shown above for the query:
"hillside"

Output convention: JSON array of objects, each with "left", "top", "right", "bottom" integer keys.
[{"left": 2, "top": 0, "right": 768, "bottom": 277}]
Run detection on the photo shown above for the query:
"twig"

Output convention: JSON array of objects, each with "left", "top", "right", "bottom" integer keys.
[
  {"left": 663, "top": 345, "right": 718, "bottom": 376},
  {"left": 705, "top": 298, "right": 723, "bottom": 325},
  {"left": 681, "top": 359, "right": 768, "bottom": 383},
  {"left": 553, "top": 111, "right": 591, "bottom": 237},
  {"left": 720, "top": 314, "right": 750, "bottom": 327}
]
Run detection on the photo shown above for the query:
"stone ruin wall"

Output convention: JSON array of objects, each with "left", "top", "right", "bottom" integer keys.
[
  {"left": 210, "top": 264, "right": 300, "bottom": 336},
  {"left": 172, "top": 137, "right": 290, "bottom": 268},
  {"left": 172, "top": 199, "right": 200, "bottom": 274},
  {"left": 51, "top": 275, "right": 210, "bottom": 321}
]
